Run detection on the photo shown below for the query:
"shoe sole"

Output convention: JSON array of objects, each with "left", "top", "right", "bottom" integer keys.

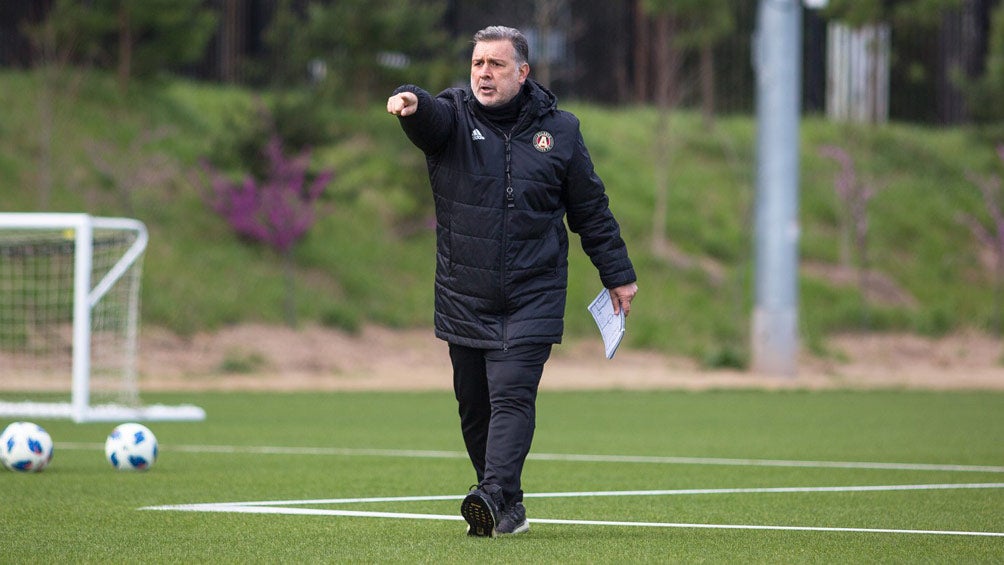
[{"left": 461, "top": 492, "right": 497, "bottom": 537}]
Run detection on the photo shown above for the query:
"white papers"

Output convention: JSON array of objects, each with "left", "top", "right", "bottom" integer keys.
[{"left": 587, "top": 288, "right": 625, "bottom": 359}]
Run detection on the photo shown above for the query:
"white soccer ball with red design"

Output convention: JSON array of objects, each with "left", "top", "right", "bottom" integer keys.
[
  {"left": 0, "top": 421, "right": 54, "bottom": 472},
  {"left": 105, "top": 423, "right": 158, "bottom": 471}
]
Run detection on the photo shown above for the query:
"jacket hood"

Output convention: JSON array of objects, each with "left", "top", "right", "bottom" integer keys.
[{"left": 525, "top": 79, "right": 558, "bottom": 114}]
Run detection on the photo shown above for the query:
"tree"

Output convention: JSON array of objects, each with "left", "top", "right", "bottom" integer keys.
[
  {"left": 265, "top": 0, "right": 457, "bottom": 106},
  {"left": 635, "top": 0, "right": 733, "bottom": 114},
  {"left": 251, "top": 0, "right": 311, "bottom": 88},
  {"left": 638, "top": 0, "right": 732, "bottom": 281},
  {"left": 111, "top": 0, "right": 217, "bottom": 90},
  {"left": 19, "top": 0, "right": 98, "bottom": 209},
  {"left": 19, "top": 0, "right": 214, "bottom": 209},
  {"left": 30, "top": 0, "right": 216, "bottom": 92},
  {"left": 967, "top": 0, "right": 1004, "bottom": 133},
  {"left": 202, "top": 136, "right": 334, "bottom": 327}
]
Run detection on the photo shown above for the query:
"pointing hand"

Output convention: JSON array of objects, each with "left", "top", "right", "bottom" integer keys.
[{"left": 387, "top": 92, "right": 419, "bottom": 117}]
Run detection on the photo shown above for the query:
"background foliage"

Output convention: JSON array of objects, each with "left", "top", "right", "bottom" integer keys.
[
  {"left": 2, "top": 69, "right": 1003, "bottom": 366},
  {"left": 2, "top": 0, "right": 1004, "bottom": 366}
]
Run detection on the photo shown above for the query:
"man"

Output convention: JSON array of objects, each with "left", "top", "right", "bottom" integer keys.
[{"left": 387, "top": 25, "right": 637, "bottom": 537}]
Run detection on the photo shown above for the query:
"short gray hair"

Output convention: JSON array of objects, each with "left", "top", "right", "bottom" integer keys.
[{"left": 472, "top": 26, "right": 529, "bottom": 66}]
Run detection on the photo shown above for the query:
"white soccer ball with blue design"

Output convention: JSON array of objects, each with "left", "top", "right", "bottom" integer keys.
[
  {"left": 0, "top": 421, "right": 54, "bottom": 472},
  {"left": 105, "top": 423, "right": 158, "bottom": 471}
]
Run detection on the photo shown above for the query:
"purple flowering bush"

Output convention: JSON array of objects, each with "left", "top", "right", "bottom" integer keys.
[{"left": 202, "top": 135, "right": 334, "bottom": 325}]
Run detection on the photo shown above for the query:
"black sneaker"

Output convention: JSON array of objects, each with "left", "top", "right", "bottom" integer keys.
[
  {"left": 495, "top": 501, "right": 529, "bottom": 536},
  {"left": 461, "top": 484, "right": 502, "bottom": 537}
]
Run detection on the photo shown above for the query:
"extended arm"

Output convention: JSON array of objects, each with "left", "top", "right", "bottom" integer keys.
[{"left": 387, "top": 85, "right": 455, "bottom": 155}]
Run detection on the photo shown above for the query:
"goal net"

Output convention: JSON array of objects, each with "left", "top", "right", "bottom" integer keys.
[{"left": 0, "top": 213, "right": 204, "bottom": 422}]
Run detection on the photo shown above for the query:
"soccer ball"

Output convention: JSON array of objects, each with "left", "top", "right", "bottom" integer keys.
[
  {"left": 105, "top": 423, "right": 158, "bottom": 471},
  {"left": 0, "top": 421, "right": 54, "bottom": 472}
]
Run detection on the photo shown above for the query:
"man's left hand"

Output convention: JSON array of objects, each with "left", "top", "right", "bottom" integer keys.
[{"left": 609, "top": 283, "right": 638, "bottom": 317}]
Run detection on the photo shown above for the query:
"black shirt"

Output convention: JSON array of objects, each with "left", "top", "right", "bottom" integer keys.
[{"left": 472, "top": 83, "right": 529, "bottom": 133}]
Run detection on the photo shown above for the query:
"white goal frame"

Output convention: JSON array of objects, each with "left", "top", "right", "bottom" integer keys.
[{"left": 0, "top": 213, "right": 205, "bottom": 422}]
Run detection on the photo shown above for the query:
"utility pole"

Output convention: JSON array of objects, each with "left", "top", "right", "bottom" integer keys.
[{"left": 752, "top": 0, "right": 802, "bottom": 376}]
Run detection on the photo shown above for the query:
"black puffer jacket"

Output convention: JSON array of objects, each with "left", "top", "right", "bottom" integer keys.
[{"left": 394, "top": 80, "right": 635, "bottom": 349}]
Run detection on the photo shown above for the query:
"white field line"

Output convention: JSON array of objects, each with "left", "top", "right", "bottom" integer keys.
[
  {"left": 170, "top": 482, "right": 1004, "bottom": 508},
  {"left": 143, "top": 504, "right": 1004, "bottom": 538},
  {"left": 141, "top": 483, "right": 1004, "bottom": 538},
  {"left": 55, "top": 442, "right": 1004, "bottom": 474}
]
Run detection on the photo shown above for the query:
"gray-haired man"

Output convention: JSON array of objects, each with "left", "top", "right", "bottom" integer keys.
[{"left": 387, "top": 25, "right": 638, "bottom": 536}]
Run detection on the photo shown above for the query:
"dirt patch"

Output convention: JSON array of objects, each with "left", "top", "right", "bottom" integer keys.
[
  {"left": 125, "top": 324, "right": 1004, "bottom": 392},
  {"left": 3, "top": 324, "right": 1000, "bottom": 393}
]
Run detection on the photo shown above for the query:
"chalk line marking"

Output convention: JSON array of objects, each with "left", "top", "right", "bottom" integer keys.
[
  {"left": 55, "top": 442, "right": 1004, "bottom": 474},
  {"left": 142, "top": 483, "right": 1004, "bottom": 538},
  {"left": 166, "top": 482, "right": 1004, "bottom": 507}
]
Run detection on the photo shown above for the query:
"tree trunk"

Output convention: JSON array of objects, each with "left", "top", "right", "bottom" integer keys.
[
  {"left": 650, "top": 109, "right": 671, "bottom": 257},
  {"left": 650, "top": 11, "right": 683, "bottom": 257},
  {"left": 34, "top": 15, "right": 58, "bottom": 209},
  {"left": 856, "top": 214, "right": 871, "bottom": 328},
  {"left": 117, "top": 3, "right": 132, "bottom": 93},
  {"left": 283, "top": 249, "right": 297, "bottom": 328},
  {"left": 633, "top": 0, "right": 650, "bottom": 104},
  {"left": 700, "top": 43, "right": 716, "bottom": 129},
  {"left": 219, "top": 0, "right": 242, "bottom": 83},
  {"left": 653, "top": 11, "right": 682, "bottom": 108},
  {"left": 995, "top": 244, "right": 1003, "bottom": 336},
  {"left": 651, "top": 12, "right": 670, "bottom": 256}
]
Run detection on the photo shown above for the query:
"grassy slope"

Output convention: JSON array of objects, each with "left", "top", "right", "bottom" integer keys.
[{"left": 1, "top": 69, "right": 1002, "bottom": 364}]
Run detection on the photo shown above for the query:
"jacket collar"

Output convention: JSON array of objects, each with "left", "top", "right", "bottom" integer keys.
[{"left": 466, "top": 79, "right": 558, "bottom": 134}]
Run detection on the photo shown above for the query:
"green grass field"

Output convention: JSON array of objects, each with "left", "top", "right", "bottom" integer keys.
[{"left": 3, "top": 390, "right": 1003, "bottom": 562}]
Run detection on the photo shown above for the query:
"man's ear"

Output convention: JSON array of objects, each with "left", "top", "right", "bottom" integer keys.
[{"left": 518, "top": 62, "right": 530, "bottom": 83}]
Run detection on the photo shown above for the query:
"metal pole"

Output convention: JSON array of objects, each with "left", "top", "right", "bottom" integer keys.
[{"left": 752, "top": 0, "right": 802, "bottom": 376}]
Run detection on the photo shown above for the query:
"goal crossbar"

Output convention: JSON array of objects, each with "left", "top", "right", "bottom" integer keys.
[{"left": 0, "top": 213, "right": 205, "bottom": 422}]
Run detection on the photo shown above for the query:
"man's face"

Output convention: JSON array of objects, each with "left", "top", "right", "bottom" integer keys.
[{"left": 470, "top": 40, "right": 529, "bottom": 107}]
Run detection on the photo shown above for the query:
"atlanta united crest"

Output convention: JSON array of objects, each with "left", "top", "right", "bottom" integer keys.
[{"left": 532, "top": 131, "right": 554, "bottom": 152}]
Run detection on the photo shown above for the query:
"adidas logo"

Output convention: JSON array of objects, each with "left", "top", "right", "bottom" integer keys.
[{"left": 471, "top": 129, "right": 485, "bottom": 141}]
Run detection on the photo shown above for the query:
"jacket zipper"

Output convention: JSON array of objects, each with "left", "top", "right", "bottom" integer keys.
[
  {"left": 501, "top": 133, "right": 514, "bottom": 351},
  {"left": 475, "top": 95, "right": 528, "bottom": 352}
]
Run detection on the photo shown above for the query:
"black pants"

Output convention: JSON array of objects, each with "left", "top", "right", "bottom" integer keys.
[{"left": 449, "top": 343, "right": 552, "bottom": 506}]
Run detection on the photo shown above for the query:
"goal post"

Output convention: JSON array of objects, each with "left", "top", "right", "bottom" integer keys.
[{"left": 0, "top": 213, "right": 205, "bottom": 423}]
